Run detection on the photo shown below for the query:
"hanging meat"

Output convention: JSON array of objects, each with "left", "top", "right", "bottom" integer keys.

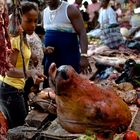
[
  {"left": 8, "top": 0, "right": 22, "bottom": 37},
  {"left": 49, "top": 63, "right": 132, "bottom": 136},
  {"left": 0, "top": 0, "right": 12, "bottom": 76}
]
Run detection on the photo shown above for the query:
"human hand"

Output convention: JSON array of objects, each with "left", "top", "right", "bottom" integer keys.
[
  {"left": 34, "top": 72, "right": 47, "bottom": 85},
  {"left": 44, "top": 46, "right": 55, "bottom": 54},
  {"left": 80, "top": 56, "right": 92, "bottom": 74},
  {"left": 27, "top": 69, "right": 47, "bottom": 85}
]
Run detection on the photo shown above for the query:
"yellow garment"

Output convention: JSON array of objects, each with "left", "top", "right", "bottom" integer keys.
[{"left": 0, "top": 36, "right": 31, "bottom": 89}]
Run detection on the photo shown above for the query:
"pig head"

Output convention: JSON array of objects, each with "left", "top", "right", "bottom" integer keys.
[{"left": 49, "top": 63, "right": 132, "bottom": 135}]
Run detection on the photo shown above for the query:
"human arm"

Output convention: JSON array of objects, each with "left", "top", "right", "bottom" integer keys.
[
  {"left": 6, "top": 48, "right": 44, "bottom": 79},
  {"left": 68, "top": 5, "right": 88, "bottom": 54},
  {"left": 67, "top": 5, "right": 91, "bottom": 73},
  {"left": 6, "top": 37, "right": 46, "bottom": 81},
  {"left": 6, "top": 48, "right": 25, "bottom": 78}
]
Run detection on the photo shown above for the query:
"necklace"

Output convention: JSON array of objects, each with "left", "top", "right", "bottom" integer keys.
[
  {"left": 49, "top": 10, "right": 57, "bottom": 23},
  {"left": 48, "top": 1, "right": 62, "bottom": 23}
]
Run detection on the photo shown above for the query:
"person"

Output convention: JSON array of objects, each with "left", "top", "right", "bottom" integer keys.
[
  {"left": 26, "top": 28, "right": 45, "bottom": 85},
  {"left": 130, "top": 6, "right": 140, "bottom": 29},
  {"left": 109, "top": 0, "right": 116, "bottom": 11},
  {"left": 35, "top": 25, "right": 46, "bottom": 42},
  {"left": 98, "top": 0, "right": 124, "bottom": 49},
  {"left": 81, "top": 1, "right": 90, "bottom": 32},
  {"left": 43, "top": 0, "right": 91, "bottom": 87},
  {"left": 98, "top": 0, "right": 117, "bottom": 29},
  {"left": 24, "top": 28, "right": 45, "bottom": 111},
  {"left": 87, "top": 0, "right": 101, "bottom": 30},
  {"left": 115, "top": 2, "right": 123, "bottom": 22},
  {"left": 0, "top": 1, "right": 45, "bottom": 130},
  {"left": 128, "top": 5, "right": 140, "bottom": 39},
  {"left": 125, "top": 1, "right": 135, "bottom": 19},
  {"left": 28, "top": 0, "right": 43, "bottom": 25},
  {"left": 83, "top": 1, "right": 88, "bottom": 10}
]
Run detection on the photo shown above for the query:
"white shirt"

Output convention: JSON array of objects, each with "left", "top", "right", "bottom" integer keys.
[
  {"left": 98, "top": 6, "right": 117, "bottom": 29},
  {"left": 43, "top": 1, "right": 75, "bottom": 33}
]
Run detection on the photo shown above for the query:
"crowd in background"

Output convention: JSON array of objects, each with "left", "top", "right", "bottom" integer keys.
[{"left": 6, "top": 0, "right": 140, "bottom": 32}]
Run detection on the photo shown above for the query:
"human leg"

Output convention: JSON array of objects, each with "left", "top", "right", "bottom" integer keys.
[{"left": 0, "top": 82, "right": 27, "bottom": 129}]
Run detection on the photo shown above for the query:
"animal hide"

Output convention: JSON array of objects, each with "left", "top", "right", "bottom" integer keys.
[{"left": 49, "top": 63, "right": 132, "bottom": 135}]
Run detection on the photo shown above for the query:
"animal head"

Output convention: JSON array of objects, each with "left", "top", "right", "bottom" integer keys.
[{"left": 49, "top": 63, "right": 79, "bottom": 95}]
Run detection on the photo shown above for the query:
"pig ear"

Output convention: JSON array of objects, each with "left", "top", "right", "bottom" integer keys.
[{"left": 49, "top": 63, "right": 57, "bottom": 80}]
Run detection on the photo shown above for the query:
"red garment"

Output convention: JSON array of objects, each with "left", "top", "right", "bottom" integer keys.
[{"left": 0, "top": 3, "right": 11, "bottom": 76}]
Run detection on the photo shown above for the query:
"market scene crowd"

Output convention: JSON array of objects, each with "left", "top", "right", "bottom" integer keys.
[{"left": 0, "top": 0, "right": 140, "bottom": 139}]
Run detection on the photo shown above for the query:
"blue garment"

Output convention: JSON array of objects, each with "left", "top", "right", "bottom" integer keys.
[{"left": 44, "top": 30, "right": 81, "bottom": 76}]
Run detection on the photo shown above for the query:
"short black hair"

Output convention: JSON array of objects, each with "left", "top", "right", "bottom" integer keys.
[
  {"left": 21, "top": 1, "right": 38, "bottom": 15},
  {"left": 28, "top": 0, "right": 40, "bottom": 6},
  {"left": 83, "top": 1, "right": 88, "bottom": 5}
]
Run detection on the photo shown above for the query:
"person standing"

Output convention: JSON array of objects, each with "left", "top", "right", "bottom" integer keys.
[
  {"left": 81, "top": 1, "right": 90, "bottom": 32},
  {"left": 129, "top": 5, "right": 140, "bottom": 39},
  {"left": 98, "top": 0, "right": 117, "bottom": 29},
  {"left": 0, "top": 1, "right": 45, "bottom": 130},
  {"left": 87, "top": 0, "right": 101, "bottom": 30},
  {"left": 115, "top": 2, "right": 124, "bottom": 22},
  {"left": 98, "top": 0, "right": 124, "bottom": 49},
  {"left": 24, "top": 31, "right": 45, "bottom": 111},
  {"left": 43, "top": 0, "right": 91, "bottom": 87}
]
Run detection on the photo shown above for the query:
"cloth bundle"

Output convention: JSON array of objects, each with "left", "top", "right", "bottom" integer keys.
[{"left": 100, "top": 25, "right": 124, "bottom": 49}]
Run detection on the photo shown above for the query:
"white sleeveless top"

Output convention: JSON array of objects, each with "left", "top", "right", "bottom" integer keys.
[{"left": 43, "top": 1, "right": 76, "bottom": 33}]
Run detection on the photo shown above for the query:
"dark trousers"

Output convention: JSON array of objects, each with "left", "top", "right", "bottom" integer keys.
[
  {"left": 24, "top": 77, "right": 34, "bottom": 111},
  {"left": 0, "top": 81, "right": 27, "bottom": 129}
]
